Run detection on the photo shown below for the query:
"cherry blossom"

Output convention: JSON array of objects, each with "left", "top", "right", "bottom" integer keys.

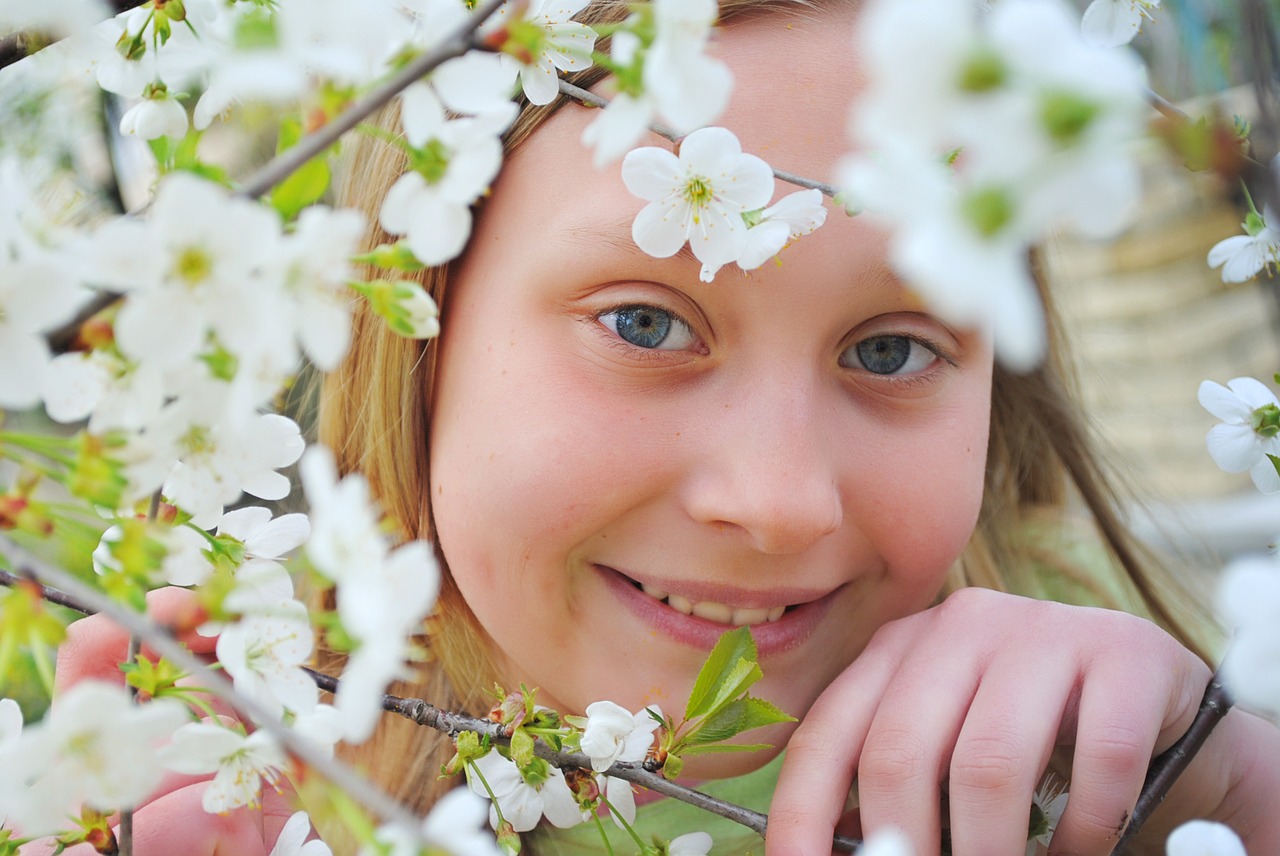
[
  {"left": 161, "top": 721, "right": 287, "bottom": 813},
  {"left": 366, "top": 787, "right": 503, "bottom": 856},
  {"left": 0, "top": 0, "right": 108, "bottom": 37},
  {"left": 668, "top": 832, "right": 714, "bottom": 856},
  {"left": 0, "top": 681, "right": 187, "bottom": 836},
  {"left": 737, "top": 189, "right": 829, "bottom": 271},
  {"left": 0, "top": 698, "right": 20, "bottom": 753},
  {"left": 1208, "top": 208, "right": 1280, "bottom": 284},
  {"left": 93, "top": 521, "right": 215, "bottom": 588},
  {"left": 467, "top": 749, "right": 588, "bottom": 833},
  {"left": 269, "top": 810, "right": 333, "bottom": 856},
  {"left": 300, "top": 445, "right": 389, "bottom": 584},
  {"left": 1165, "top": 819, "right": 1247, "bottom": 856},
  {"left": 506, "top": 0, "right": 597, "bottom": 106},
  {"left": 118, "top": 91, "right": 189, "bottom": 140},
  {"left": 581, "top": 0, "right": 731, "bottom": 165},
  {"left": 578, "top": 701, "right": 662, "bottom": 772},
  {"left": 1081, "top": 0, "right": 1160, "bottom": 48},
  {"left": 1025, "top": 780, "right": 1068, "bottom": 855},
  {"left": 42, "top": 348, "right": 165, "bottom": 433},
  {"left": 1218, "top": 555, "right": 1280, "bottom": 720},
  {"left": 843, "top": 0, "right": 1148, "bottom": 369},
  {"left": 379, "top": 83, "right": 505, "bottom": 266},
  {"left": 217, "top": 599, "right": 319, "bottom": 719},
  {"left": 622, "top": 126, "right": 774, "bottom": 281},
  {"left": 859, "top": 829, "right": 913, "bottom": 856},
  {"left": 1198, "top": 377, "right": 1280, "bottom": 494}
]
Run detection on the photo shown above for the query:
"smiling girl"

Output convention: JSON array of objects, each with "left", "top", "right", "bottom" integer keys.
[{"left": 42, "top": 0, "right": 1280, "bottom": 854}]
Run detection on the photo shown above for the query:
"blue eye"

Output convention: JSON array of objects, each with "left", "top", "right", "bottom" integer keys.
[
  {"left": 599, "top": 306, "right": 696, "bottom": 350},
  {"left": 842, "top": 335, "right": 937, "bottom": 375}
]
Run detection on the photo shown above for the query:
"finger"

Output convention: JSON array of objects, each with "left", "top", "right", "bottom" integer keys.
[
  {"left": 765, "top": 625, "right": 904, "bottom": 856},
  {"left": 946, "top": 656, "right": 1073, "bottom": 856},
  {"left": 20, "top": 770, "right": 302, "bottom": 856},
  {"left": 855, "top": 650, "right": 980, "bottom": 856},
  {"left": 1050, "top": 639, "right": 1205, "bottom": 855},
  {"left": 56, "top": 588, "right": 214, "bottom": 694}
]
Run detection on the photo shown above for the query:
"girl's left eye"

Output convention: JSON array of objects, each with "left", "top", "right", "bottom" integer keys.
[
  {"left": 598, "top": 305, "right": 697, "bottom": 351},
  {"left": 840, "top": 334, "right": 939, "bottom": 375}
]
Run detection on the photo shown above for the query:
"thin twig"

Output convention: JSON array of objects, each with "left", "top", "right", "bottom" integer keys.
[
  {"left": 237, "top": 0, "right": 506, "bottom": 200},
  {"left": 312, "top": 670, "right": 864, "bottom": 851},
  {"left": 1108, "top": 679, "right": 1234, "bottom": 855},
  {"left": 118, "top": 635, "right": 141, "bottom": 856},
  {"left": 0, "top": 536, "right": 429, "bottom": 840},
  {"left": 557, "top": 80, "right": 842, "bottom": 198},
  {"left": 1144, "top": 87, "right": 1191, "bottom": 124}
]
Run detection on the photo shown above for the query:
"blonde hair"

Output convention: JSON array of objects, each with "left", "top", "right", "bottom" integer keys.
[{"left": 316, "top": 0, "right": 1216, "bottom": 839}]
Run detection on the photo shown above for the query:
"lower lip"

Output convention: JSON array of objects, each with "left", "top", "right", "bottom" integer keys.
[{"left": 595, "top": 564, "right": 840, "bottom": 658}]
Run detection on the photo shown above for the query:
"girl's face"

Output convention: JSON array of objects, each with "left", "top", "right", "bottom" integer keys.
[{"left": 429, "top": 6, "right": 993, "bottom": 776}]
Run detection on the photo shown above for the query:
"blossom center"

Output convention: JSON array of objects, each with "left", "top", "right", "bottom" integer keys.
[
  {"left": 180, "top": 425, "right": 216, "bottom": 457},
  {"left": 682, "top": 175, "right": 715, "bottom": 210},
  {"left": 173, "top": 246, "right": 213, "bottom": 286},
  {"left": 413, "top": 139, "right": 451, "bottom": 185},
  {"left": 1040, "top": 91, "right": 1099, "bottom": 144},
  {"left": 962, "top": 186, "right": 1014, "bottom": 238}
]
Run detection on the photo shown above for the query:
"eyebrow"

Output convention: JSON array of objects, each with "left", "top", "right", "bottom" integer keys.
[{"left": 562, "top": 215, "right": 702, "bottom": 265}]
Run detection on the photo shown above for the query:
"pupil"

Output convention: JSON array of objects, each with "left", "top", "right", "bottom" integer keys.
[
  {"left": 615, "top": 307, "right": 672, "bottom": 348},
  {"left": 857, "top": 336, "right": 911, "bottom": 374}
]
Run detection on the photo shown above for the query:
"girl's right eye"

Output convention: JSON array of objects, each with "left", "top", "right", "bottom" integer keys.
[{"left": 598, "top": 305, "right": 698, "bottom": 351}]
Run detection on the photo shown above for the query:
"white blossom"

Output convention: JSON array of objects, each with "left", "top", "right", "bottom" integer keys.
[
  {"left": 1198, "top": 377, "right": 1280, "bottom": 493},
  {"left": 43, "top": 348, "right": 165, "bottom": 433},
  {"left": 0, "top": 697, "right": 20, "bottom": 754},
  {"left": 365, "top": 787, "right": 503, "bottom": 856},
  {"left": 269, "top": 810, "right": 332, "bottom": 856},
  {"left": 622, "top": 126, "right": 774, "bottom": 281},
  {"left": 579, "top": 701, "right": 661, "bottom": 773},
  {"left": 379, "top": 83, "right": 504, "bottom": 266},
  {"left": 843, "top": 0, "right": 1148, "bottom": 369},
  {"left": 118, "top": 94, "right": 189, "bottom": 140},
  {"left": 1218, "top": 555, "right": 1280, "bottom": 720},
  {"left": 466, "top": 749, "right": 588, "bottom": 833},
  {"left": 668, "top": 832, "right": 714, "bottom": 856},
  {"left": 858, "top": 829, "right": 913, "bottom": 856},
  {"left": 737, "top": 189, "right": 829, "bottom": 271},
  {"left": 0, "top": 0, "right": 108, "bottom": 37},
  {"left": 1208, "top": 208, "right": 1280, "bottom": 284},
  {"left": 1026, "top": 780, "right": 1068, "bottom": 855},
  {"left": 0, "top": 681, "right": 187, "bottom": 836},
  {"left": 217, "top": 599, "right": 318, "bottom": 719},
  {"left": 93, "top": 521, "right": 215, "bottom": 588},
  {"left": 1081, "top": 0, "right": 1160, "bottom": 48},
  {"left": 580, "top": 0, "right": 731, "bottom": 165},
  {"left": 1165, "top": 819, "right": 1247, "bottom": 856},
  {"left": 507, "top": 0, "right": 597, "bottom": 106},
  {"left": 300, "top": 445, "right": 389, "bottom": 584},
  {"left": 161, "top": 721, "right": 287, "bottom": 814}
]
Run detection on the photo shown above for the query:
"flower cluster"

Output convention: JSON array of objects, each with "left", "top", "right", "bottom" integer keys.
[{"left": 840, "top": 0, "right": 1148, "bottom": 369}]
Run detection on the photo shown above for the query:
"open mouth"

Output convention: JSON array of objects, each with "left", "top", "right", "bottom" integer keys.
[{"left": 627, "top": 578, "right": 793, "bottom": 626}]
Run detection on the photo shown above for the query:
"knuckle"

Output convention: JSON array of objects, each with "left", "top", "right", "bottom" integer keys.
[
  {"left": 949, "top": 732, "right": 1026, "bottom": 794},
  {"left": 858, "top": 728, "right": 933, "bottom": 787},
  {"left": 1078, "top": 721, "right": 1149, "bottom": 783}
]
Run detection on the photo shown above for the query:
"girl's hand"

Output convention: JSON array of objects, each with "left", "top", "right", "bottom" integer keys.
[
  {"left": 764, "top": 587, "right": 1280, "bottom": 856},
  {"left": 19, "top": 588, "right": 299, "bottom": 856}
]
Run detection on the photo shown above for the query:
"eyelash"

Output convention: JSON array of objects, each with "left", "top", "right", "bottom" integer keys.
[{"left": 592, "top": 303, "right": 955, "bottom": 380}]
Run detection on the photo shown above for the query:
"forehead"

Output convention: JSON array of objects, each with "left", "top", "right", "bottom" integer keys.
[{"left": 493, "top": 4, "right": 862, "bottom": 223}]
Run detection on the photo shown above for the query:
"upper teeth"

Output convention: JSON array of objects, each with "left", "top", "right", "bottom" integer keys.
[{"left": 641, "top": 584, "right": 785, "bottom": 625}]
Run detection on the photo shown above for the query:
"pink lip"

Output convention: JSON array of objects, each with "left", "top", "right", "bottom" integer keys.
[{"left": 595, "top": 564, "right": 841, "bottom": 657}]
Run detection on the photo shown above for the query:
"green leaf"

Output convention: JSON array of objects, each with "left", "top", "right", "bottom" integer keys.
[
  {"left": 270, "top": 156, "right": 330, "bottom": 222},
  {"left": 683, "top": 626, "right": 761, "bottom": 720},
  {"left": 684, "top": 696, "right": 794, "bottom": 746},
  {"left": 1268, "top": 453, "right": 1280, "bottom": 481}
]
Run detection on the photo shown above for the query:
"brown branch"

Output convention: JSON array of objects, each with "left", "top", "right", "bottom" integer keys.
[
  {"left": 0, "top": 568, "right": 1223, "bottom": 853},
  {"left": 0, "top": 537, "right": 429, "bottom": 839},
  {"left": 237, "top": 0, "right": 506, "bottom": 200},
  {"left": 1108, "top": 679, "right": 1234, "bottom": 855},
  {"left": 557, "top": 80, "right": 842, "bottom": 198}
]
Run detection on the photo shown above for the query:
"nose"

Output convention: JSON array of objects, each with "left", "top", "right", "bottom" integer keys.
[{"left": 681, "top": 382, "right": 844, "bottom": 555}]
